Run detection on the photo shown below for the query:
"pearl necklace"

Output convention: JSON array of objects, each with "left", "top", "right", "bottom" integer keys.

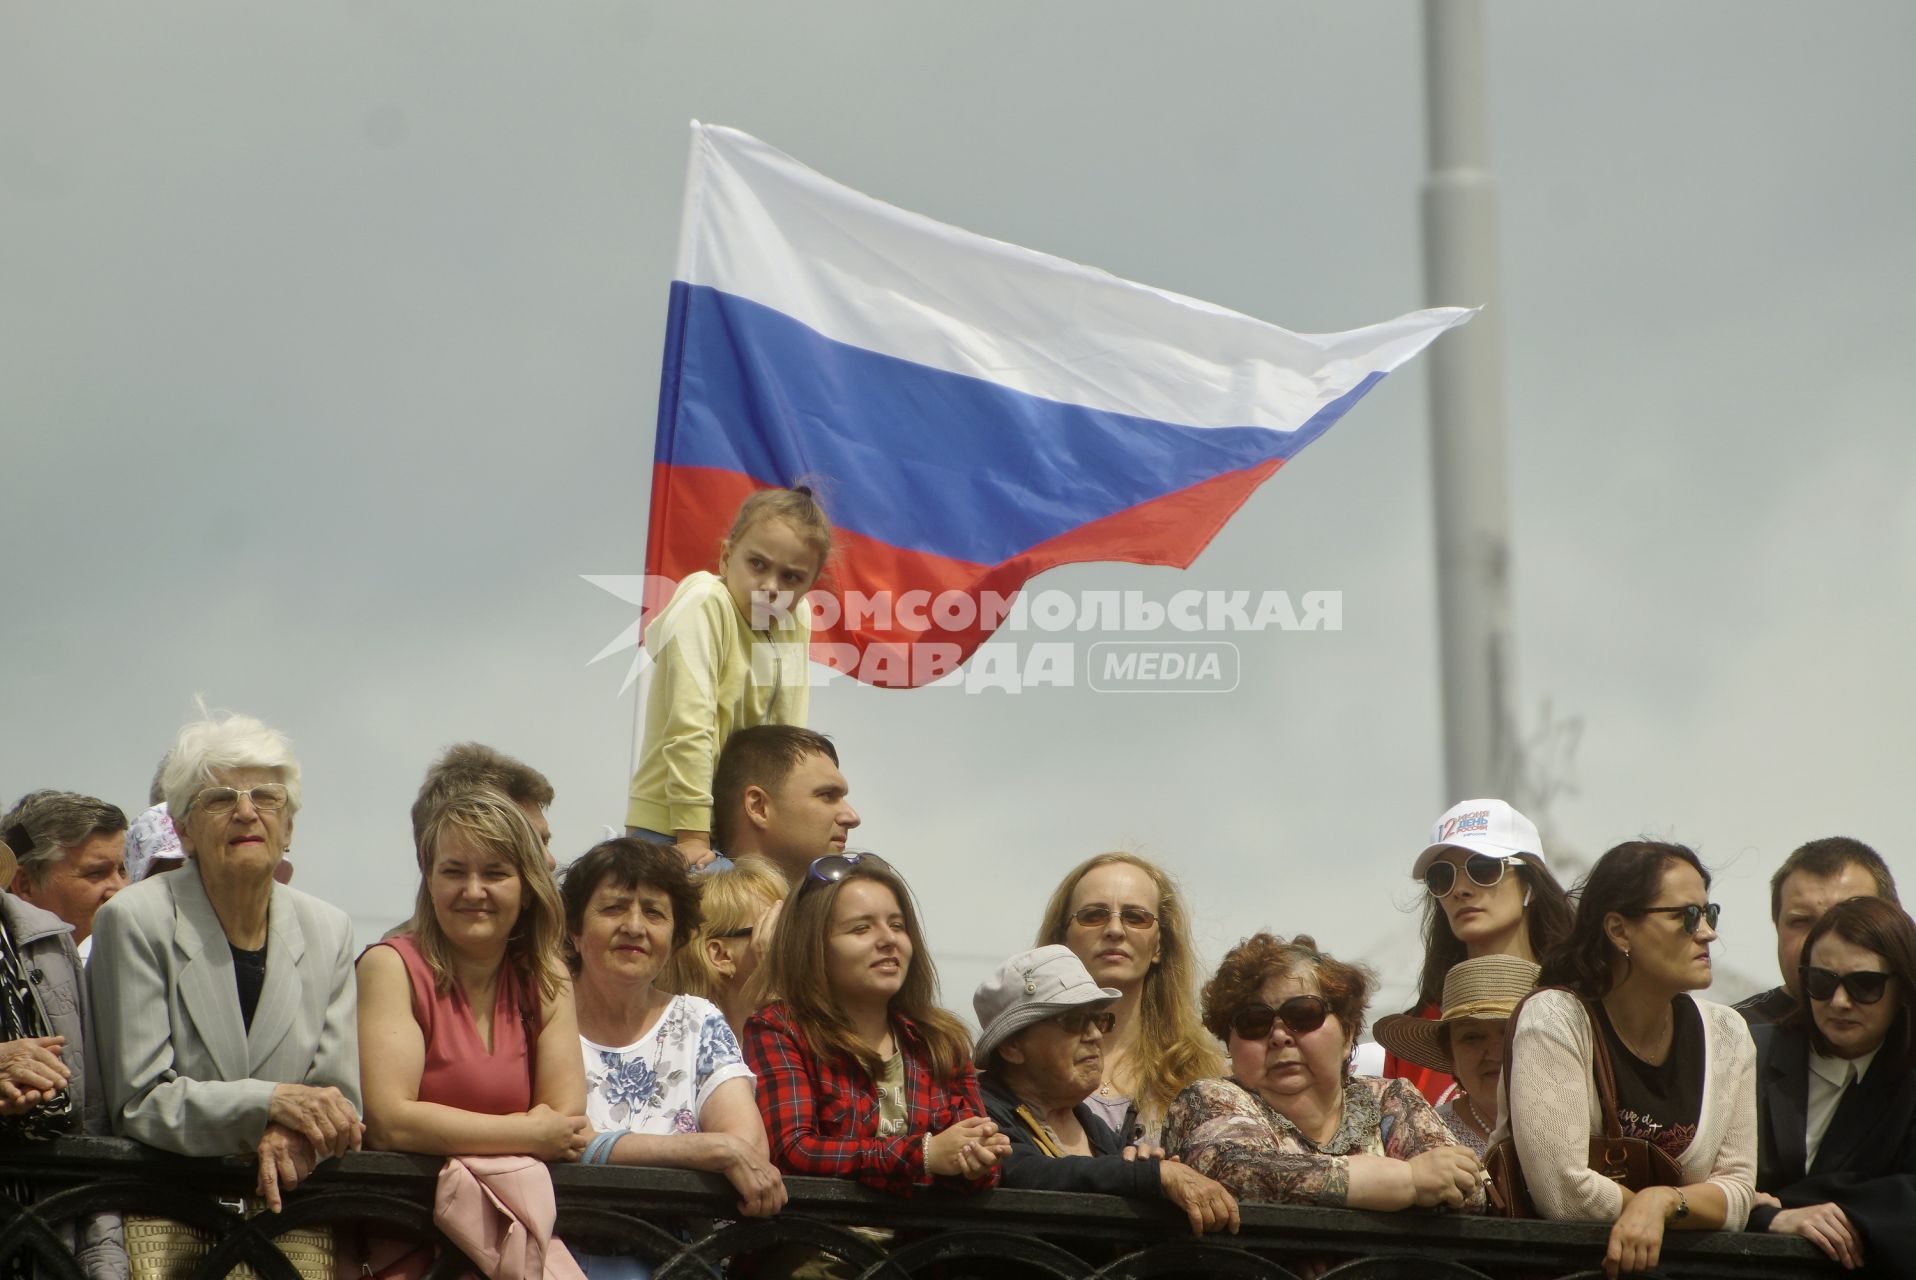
[{"left": 1462, "top": 1092, "right": 1494, "bottom": 1136}]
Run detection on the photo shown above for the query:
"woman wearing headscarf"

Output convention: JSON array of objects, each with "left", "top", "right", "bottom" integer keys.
[{"left": 89, "top": 708, "right": 362, "bottom": 1211}]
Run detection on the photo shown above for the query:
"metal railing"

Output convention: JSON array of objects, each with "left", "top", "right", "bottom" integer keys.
[{"left": 1, "top": 1137, "right": 1837, "bottom": 1280}]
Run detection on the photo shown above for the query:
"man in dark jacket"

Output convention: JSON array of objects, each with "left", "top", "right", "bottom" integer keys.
[
  {"left": 1737, "top": 838, "right": 1899, "bottom": 1026},
  {"left": 972, "top": 945, "right": 1238, "bottom": 1235}
]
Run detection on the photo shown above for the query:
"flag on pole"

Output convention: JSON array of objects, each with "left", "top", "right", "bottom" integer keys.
[{"left": 644, "top": 122, "right": 1473, "bottom": 688}]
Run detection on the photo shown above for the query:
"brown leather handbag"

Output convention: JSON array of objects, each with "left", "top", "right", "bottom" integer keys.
[{"left": 1484, "top": 988, "right": 1686, "bottom": 1217}]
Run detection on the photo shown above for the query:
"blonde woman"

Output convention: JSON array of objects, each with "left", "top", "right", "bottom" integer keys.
[
  {"left": 357, "top": 788, "right": 587, "bottom": 1159},
  {"left": 659, "top": 855, "right": 786, "bottom": 1037},
  {"left": 1035, "top": 853, "right": 1223, "bottom": 1143}
]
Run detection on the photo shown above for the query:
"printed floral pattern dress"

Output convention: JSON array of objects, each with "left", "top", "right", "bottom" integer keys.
[
  {"left": 1164, "top": 1074, "right": 1486, "bottom": 1211},
  {"left": 580, "top": 993, "right": 753, "bottom": 1136}
]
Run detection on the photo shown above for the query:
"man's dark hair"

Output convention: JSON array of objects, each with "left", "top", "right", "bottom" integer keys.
[
  {"left": 410, "top": 743, "right": 555, "bottom": 848},
  {"left": 1769, "top": 837, "right": 1899, "bottom": 923},
  {"left": 710, "top": 726, "right": 838, "bottom": 854}
]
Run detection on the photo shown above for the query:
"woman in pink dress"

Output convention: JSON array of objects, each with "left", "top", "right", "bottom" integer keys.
[{"left": 358, "top": 787, "right": 587, "bottom": 1158}]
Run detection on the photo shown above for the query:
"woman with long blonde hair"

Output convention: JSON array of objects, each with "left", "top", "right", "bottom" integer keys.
[
  {"left": 659, "top": 855, "right": 786, "bottom": 1037},
  {"left": 357, "top": 788, "right": 587, "bottom": 1159},
  {"left": 1036, "top": 853, "right": 1223, "bottom": 1142}
]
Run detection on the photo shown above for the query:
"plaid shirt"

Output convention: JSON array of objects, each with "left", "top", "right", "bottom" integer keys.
[{"left": 744, "top": 1001, "right": 998, "bottom": 1195}]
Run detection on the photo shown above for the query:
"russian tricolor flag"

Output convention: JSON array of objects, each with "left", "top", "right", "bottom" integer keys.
[{"left": 645, "top": 123, "right": 1472, "bottom": 688}]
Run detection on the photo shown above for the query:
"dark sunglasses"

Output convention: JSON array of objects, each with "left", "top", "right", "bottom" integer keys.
[
  {"left": 1230, "top": 994, "right": 1331, "bottom": 1040},
  {"left": 1423, "top": 854, "right": 1508, "bottom": 899},
  {"left": 802, "top": 851, "right": 891, "bottom": 889},
  {"left": 1801, "top": 965, "right": 1894, "bottom": 1005},
  {"left": 713, "top": 925, "right": 754, "bottom": 940},
  {"left": 1069, "top": 905, "right": 1159, "bottom": 930},
  {"left": 1052, "top": 1009, "right": 1117, "bottom": 1036},
  {"left": 1636, "top": 903, "right": 1721, "bottom": 935}
]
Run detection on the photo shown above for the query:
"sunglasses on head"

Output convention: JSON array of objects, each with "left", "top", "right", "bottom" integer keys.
[
  {"left": 1801, "top": 965, "right": 1893, "bottom": 1005},
  {"left": 1230, "top": 994, "right": 1331, "bottom": 1040},
  {"left": 1635, "top": 902, "right": 1721, "bottom": 935},
  {"left": 802, "top": 851, "right": 891, "bottom": 889},
  {"left": 1052, "top": 1009, "right": 1117, "bottom": 1036},
  {"left": 1423, "top": 854, "right": 1508, "bottom": 899},
  {"left": 1069, "top": 904, "right": 1159, "bottom": 930}
]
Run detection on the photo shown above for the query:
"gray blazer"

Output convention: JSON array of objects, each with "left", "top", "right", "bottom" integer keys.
[{"left": 87, "top": 864, "right": 361, "bottom": 1155}]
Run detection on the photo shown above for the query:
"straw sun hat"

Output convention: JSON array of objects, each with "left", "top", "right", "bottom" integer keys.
[{"left": 1371, "top": 954, "right": 1541, "bottom": 1074}]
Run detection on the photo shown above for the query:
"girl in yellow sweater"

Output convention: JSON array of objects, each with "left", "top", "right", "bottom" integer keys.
[{"left": 626, "top": 488, "right": 831, "bottom": 868}]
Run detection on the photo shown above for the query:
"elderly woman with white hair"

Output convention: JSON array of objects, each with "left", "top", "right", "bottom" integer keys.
[
  {"left": 973, "top": 945, "right": 1240, "bottom": 1236},
  {"left": 88, "top": 708, "right": 363, "bottom": 1211}
]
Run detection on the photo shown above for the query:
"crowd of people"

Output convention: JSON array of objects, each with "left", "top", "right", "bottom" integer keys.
[{"left": 2, "top": 487, "right": 1910, "bottom": 1280}]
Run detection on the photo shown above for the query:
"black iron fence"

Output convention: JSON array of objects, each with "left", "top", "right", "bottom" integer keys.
[{"left": 1, "top": 1137, "right": 1836, "bottom": 1280}]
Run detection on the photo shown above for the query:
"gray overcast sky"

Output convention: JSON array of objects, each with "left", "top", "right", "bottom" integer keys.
[{"left": 4, "top": 2, "right": 1912, "bottom": 1023}]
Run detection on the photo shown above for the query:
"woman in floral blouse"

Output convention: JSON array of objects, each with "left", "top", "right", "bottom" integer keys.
[
  {"left": 563, "top": 838, "right": 785, "bottom": 1219},
  {"left": 1164, "top": 932, "right": 1486, "bottom": 1213}
]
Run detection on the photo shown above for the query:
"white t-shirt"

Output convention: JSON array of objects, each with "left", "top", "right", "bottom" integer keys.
[{"left": 580, "top": 993, "right": 753, "bottom": 1134}]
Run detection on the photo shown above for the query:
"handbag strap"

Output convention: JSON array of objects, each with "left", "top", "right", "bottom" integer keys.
[
  {"left": 1498, "top": 986, "right": 1627, "bottom": 1141},
  {"left": 1577, "top": 997, "right": 1627, "bottom": 1141},
  {"left": 1497, "top": 986, "right": 1557, "bottom": 1120}
]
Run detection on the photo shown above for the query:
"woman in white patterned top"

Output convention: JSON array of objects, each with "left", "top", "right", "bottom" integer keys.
[{"left": 562, "top": 838, "right": 786, "bottom": 1230}]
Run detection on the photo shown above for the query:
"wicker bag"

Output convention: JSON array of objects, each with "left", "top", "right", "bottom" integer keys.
[
  {"left": 125, "top": 1207, "right": 336, "bottom": 1280},
  {"left": 1484, "top": 989, "right": 1686, "bottom": 1217}
]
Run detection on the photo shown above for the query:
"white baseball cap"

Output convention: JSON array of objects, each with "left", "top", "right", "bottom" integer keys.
[{"left": 1411, "top": 798, "right": 1544, "bottom": 879}]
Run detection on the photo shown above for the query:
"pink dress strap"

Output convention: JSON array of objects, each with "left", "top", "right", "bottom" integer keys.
[{"left": 376, "top": 934, "right": 540, "bottom": 1116}]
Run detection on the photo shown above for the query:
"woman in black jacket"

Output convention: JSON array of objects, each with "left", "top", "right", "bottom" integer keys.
[
  {"left": 1752, "top": 895, "right": 1916, "bottom": 1277},
  {"left": 972, "top": 945, "right": 1238, "bottom": 1235}
]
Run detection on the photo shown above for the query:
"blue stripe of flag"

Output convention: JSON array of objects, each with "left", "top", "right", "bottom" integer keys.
[{"left": 658, "top": 282, "right": 1381, "bottom": 565}]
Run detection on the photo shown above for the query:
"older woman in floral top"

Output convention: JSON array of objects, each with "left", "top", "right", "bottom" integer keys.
[
  {"left": 1164, "top": 933, "right": 1486, "bottom": 1213},
  {"left": 563, "top": 839, "right": 785, "bottom": 1218}
]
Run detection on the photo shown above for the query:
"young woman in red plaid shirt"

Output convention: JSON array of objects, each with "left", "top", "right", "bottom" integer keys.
[{"left": 744, "top": 853, "right": 1010, "bottom": 1194}]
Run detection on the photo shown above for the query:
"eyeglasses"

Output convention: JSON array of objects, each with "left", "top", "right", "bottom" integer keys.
[
  {"left": 1423, "top": 854, "right": 1508, "bottom": 898},
  {"left": 1052, "top": 1009, "right": 1117, "bottom": 1036},
  {"left": 713, "top": 926, "right": 754, "bottom": 940},
  {"left": 1801, "top": 965, "right": 1893, "bottom": 1005},
  {"left": 1068, "top": 905, "right": 1159, "bottom": 931},
  {"left": 189, "top": 784, "right": 290, "bottom": 816},
  {"left": 1230, "top": 994, "right": 1331, "bottom": 1040},
  {"left": 1635, "top": 903, "right": 1721, "bottom": 935},
  {"left": 802, "top": 851, "right": 891, "bottom": 888}
]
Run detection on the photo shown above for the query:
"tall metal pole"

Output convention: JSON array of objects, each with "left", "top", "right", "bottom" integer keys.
[{"left": 1422, "top": 0, "right": 1516, "bottom": 802}]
